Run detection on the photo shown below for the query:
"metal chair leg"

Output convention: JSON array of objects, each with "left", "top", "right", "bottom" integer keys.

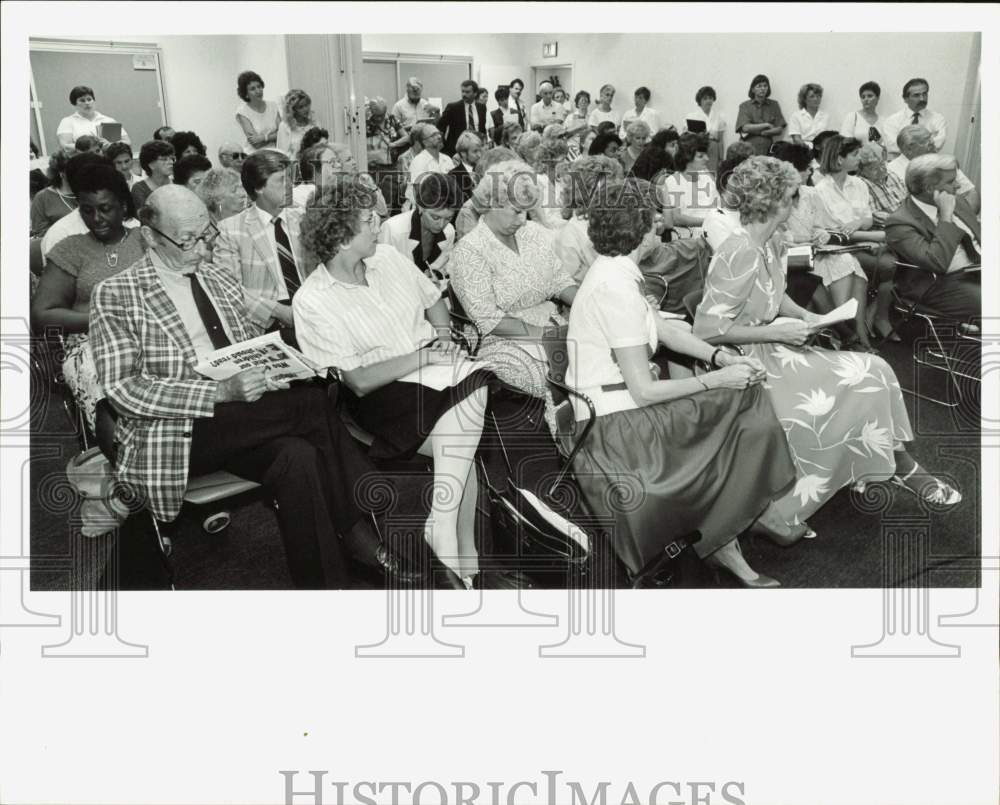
[
  {"left": 149, "top": 516, "right": 177, "bottom": 591},
  {"left": 898, "top": 314, "right": 965, "bottom": 408}
]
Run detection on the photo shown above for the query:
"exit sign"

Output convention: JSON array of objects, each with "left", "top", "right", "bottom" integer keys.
[{"left": 542, "top": 41, "right": 558, "bottom": 58}]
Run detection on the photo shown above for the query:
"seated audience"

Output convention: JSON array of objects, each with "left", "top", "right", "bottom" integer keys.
[
  {"left": 74, "top": 135, "right": 103, "bottom": 154},
  {"left": 883, "top": 78, "right": 946, "bottom": 158},
  {"left": 788, "top": 83, "right": 830, "bottom": 147},
  {"left": 450, "top": 160, "right": 578, "bottom": 400},
  {"left": 56, "top": 85, "right": 130, "bottom": 150},
  {"left": 812, "top": 136, "right": 898, "bottom": 340},
  {"left": 194, "top": 167, "right": 249, "bottom": 224},
  {"left": 153, "top": 126, "right": 176, "bottom": 143},
  {"left": 235, "top": 70, "right": 281, "bottom": 153},
  {"left": 105, "top": 141, "right": 136, "bottom": 189},
  {"left": 131, "top": 140, "right": 176, "bottom": 211},
  {"left": 735, "top": 74, "right": 785, "bottom": 155},
  {"left": 684, "top": 86, "right": 727, "bottom": 171},
  {"left": 296, "top": 141, "right": 389, "bottom": 218},
  {"left": 772, "top": 143, "right": 870, "bottom": 350},
  {"left": 171, "top": 131, "right": 207, "bottom": 159},
  {"left": 448, "top": 131, "right": 483, "bottom": 202},
  {"left": 884, "top": 154, "right": 980, "bottom": 326},
  {"left": 588, "top": 84, "right": 620, "bottom": 128},
  {"left": 530, "top": 80, "right": 567, "bottom": 130},
  {"left": 30, "top": 149, "right": 77, "bottom": 237},
  {"left": 694, "top": 156, "right": 960, "bottom": 525},
  {"left": 588, "top": 132, "right": 623, "bottom": 160},
  {"left": 217, "top": 141, "right": 246, "bottom": 171},
  {"left": 855, "top": 142, "right": 907, "bottom": 223},
  {"left": 839, "top": 81, "right": 887, "bottom": 150},
  {"left": 453, "top": 146, "right": 517, "bottom": 241},
  {"left": 31, "top": 163, "right": 143, "bottom": 431},
  {"left": 379, "top": 172, "right": 461, "bottom": 289},
  {"left": 620, "top": 86, "right": 663, "bottom": 140},
  {"left": 89, "top": 185, "right": 384, "bottom": 589},
  {"left": 629, "top": 127, "right": 680, "bottom": 180},
  {"left": 173, "top": 154, "right": 212, "bottom": 190},
  {"left": 656, "top": 132, "right": 720, "bottom": 239},
  {"left": 212, "top": 150, "right": 305, "bottom": 333},
  {"left": 513, "top": 130, "right": 542, "bottom": 164},
  {"left": 888, "top": 125, "right": 979, "bottom": 214},
  {"left": 277, "top": 88, "right": 315, "bottom": 158},
  {"left": 293, "top": 179, "right": 496, "bottom": 589},
  {"left": 405, "top": 123, "right": 455, "bottom": 209},
  {"left": 566, "top": 177, "right": 798, "bottom": 587},
  {"left": 620, "top": 120, "right": 651, "bottom": 174}
]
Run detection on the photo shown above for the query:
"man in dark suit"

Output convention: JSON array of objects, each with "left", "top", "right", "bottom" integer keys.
[
  {"left": 884, "top": 153, "right": 980, "bottom": 325},
  {"left": 437, "top": 79, "right": 487, "bottom": 156}
]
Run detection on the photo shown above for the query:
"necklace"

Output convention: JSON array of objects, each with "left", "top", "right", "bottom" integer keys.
[
  {"left": 53, "top": 188, "right": 76, "bottom": 212},
  {"left": 103, "top": 229, "right": 130, "bottom": 268}
]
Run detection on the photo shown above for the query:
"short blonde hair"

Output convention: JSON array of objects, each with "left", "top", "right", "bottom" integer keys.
[
  {"left": 726, "top": 156, "right": 800, "bottom": 225},
  {"left": 562, "top": 155, "right": 624, "bottom": 217},
  {"left": 470, "top": 159, "right": 540, "bottom": 211},
  {"left": 625, "top": 120, "right": 651, "bottom": 140},
  {"left": 455, "top": 131, "right": 482, "bottom": 157}
]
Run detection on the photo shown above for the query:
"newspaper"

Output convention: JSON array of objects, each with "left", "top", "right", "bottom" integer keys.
[
  {"left": 194, "top": 331, "right": 326, "bottom": 383},
  {"left": 772, "top": 298, "right": 858, "bottom": 332}
]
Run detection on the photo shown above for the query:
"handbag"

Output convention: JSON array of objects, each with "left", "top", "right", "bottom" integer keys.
[{"left": 65, "top": 447, "right": 131, "bottom": 537}]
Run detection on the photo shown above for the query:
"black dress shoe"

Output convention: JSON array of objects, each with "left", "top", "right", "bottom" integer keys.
[{"left": 374, "top": 544, "right": 425, "bottom": 585}]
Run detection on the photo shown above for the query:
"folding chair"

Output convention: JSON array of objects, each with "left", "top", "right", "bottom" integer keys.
[
  {"left": 877, "top": 260, "right": 981, "bottom": 407},
  {"left": 95, "top": 399, "right": 263, "bottom": 589}
]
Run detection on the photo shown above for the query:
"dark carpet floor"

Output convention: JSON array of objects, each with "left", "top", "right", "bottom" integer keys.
[{"left": 29, "top": 315, "right": 981, "bottom": 591}]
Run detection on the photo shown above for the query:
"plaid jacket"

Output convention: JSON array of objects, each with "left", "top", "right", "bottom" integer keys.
[
  {"left": 212, "top": 205, "right": 308, "bottom": 330},
  {"left": 89, "top": 253, "right": 260, "bottom": 521}
]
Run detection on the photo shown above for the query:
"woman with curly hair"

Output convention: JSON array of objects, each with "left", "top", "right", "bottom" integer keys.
[
  {"left": 694, "top": 156, "right": 960, "bottom": 526},
  {"left": 170, "top": 130, "right": 207, "bottom": 159},
  {"left": 277, "top": 89, "right": 315, "bottom": 158},
  {"left": 194, "top": 167, "right": 248, "bottom": 224},
  {"left": 450, "top": 160, "right": 578, "bottom": 400},
  {"left": 30, "top": 148, "right": 78, "bottom": 236},
  {"left": 567, "top": 177, "right": 797, "bottom": 587},
  {"left": 293, "top": 178, "right": 496, "bottom": 590},
  {"left": 553, "top": 155, "right": 623, "bottom": 282},
  {"left": 620, "top": 119, "right": 651, "bottom": 174},
  {"left": 235, "top": 70, "right": 280, "bottom": 153}
]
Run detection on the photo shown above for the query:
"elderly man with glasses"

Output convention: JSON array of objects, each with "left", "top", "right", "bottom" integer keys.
[
  {"left": 217, "top": 141, "right": 246, "bottom": 171},
  {"left": 88, "top": 184, "right": 397, "bottom": 589}
]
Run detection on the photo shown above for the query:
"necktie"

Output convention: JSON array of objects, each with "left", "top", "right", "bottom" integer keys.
[
  {"left": 189, "top": 274, "right": 232, "bottom": 349},
  {"left": 911, "top": 111, "right": 920, "bottom": 125},
  {"left": 467, "top": 104, "right": 475, "bottom": 131},
  {"left": 272, "top": 217, "right": 300, "bottom": 299},
  {"left": 959, "top": 231, "right": 981, "bottom": 264}
]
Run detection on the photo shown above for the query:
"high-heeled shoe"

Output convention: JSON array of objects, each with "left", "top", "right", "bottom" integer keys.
[
  {"left": 891, "top": 465, "right": 962, "bottom": 506},
  {"left": 870, "top": 319, "right": 902, "bottom": 343},
  {"left": 748, "top": 517, "right": 816, "bottom": 546},
  {"left": 705, "top": 553, "right": 781, "bottom": 588}
]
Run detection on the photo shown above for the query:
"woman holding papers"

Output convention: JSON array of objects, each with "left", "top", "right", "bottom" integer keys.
[
  {"left": 567, "top": 177, "right": 798, "bottom": 588},
  {"left": 694, "top": 157, "right": 961, "bottom": 526},
  {"left": 294, "top": 177, "right": 495, "bottom": 590},
  {"left": 56, "top": 85, "right": 130, "bottom": 151},
  {"left": 683, "top": 86, "right": 726, "bottom": 172}
]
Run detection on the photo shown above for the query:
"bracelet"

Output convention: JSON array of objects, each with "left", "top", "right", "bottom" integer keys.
[
  {"left": 696, "top": 377, "right": 710, "bottom": 392},
  {"left": 710, "top": 348, "right": 723, "bottom": 369}
]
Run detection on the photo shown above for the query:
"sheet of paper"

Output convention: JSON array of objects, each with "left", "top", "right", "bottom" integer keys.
[{"left": 194, "top": 331, "right": 323, "bottom": 383}]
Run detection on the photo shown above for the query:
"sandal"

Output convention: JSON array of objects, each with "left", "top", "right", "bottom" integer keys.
[{"left": 890, "top": 464, "right": 962, "bottom": 506}]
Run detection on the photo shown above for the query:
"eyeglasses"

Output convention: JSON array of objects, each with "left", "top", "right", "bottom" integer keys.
[
  {"left": 224, "top": 152, "right": 245, "bottom": 160},
  {"left": 147, "top": 221, "right": 220, "bottom": 251}
]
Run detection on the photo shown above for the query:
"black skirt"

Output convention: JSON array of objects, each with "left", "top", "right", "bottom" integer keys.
[{"left": 346, "top": 369, "right": 497, "bottom": 461}]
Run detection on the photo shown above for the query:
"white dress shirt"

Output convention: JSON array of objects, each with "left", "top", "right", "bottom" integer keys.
[
  {"left": 530, "top": 100, "right": 567, "bottom": 129},
  {"left": 788, "top": 109, "right": 831, "bottom": 144},
  {"left": 588, "top": 107, "right": 621, "bottom": 128},
  {"left": 620, "top": 106, "right": 663, "bottom": 139},
  {"left": 56, "top": 111, "right": 130, "bottom": 145},
  {"left": 251, "top": 204, "right": 300, "bottom": 299},
  {"left": 883, "top": 107, "right": 947, "bottom": 156}
]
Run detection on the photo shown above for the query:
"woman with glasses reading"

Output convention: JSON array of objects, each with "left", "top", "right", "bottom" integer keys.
[{"left": 31, "top": 163, "right": 143, "bottom": 431}]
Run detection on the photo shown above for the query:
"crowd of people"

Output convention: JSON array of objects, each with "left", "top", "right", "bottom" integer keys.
[{"left": 29, "top": 67, "right": 980, "bottom": 590}]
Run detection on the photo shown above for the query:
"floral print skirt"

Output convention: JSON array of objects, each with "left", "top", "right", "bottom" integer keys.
[
  {"left": 750, "top": 343, "right": 914, "bottom": 524},
  {"left": 61, "top": 334, "right": 103, "bottom": 434}
]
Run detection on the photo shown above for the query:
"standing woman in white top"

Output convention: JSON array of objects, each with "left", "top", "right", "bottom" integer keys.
[
  {"left": 587, "top": 84, "right": 620, "bottom": 129},
  {"left": 56, "top": 85, "right": 131, "bottom": 151},
  {"left": 276, "top": 89, "right": 315, "bottom": 158},
  {"left": 839, "top": 81, "right": 886, "bottom": 153},
  {"left": 788, "top": 83, "right": 830, "bottom": 148},
  {"left": 235, "top": 70, "right": 281, "bottom": 154},
  {"left": 684, "top": 86, "right": 727, "bottom": 172}
]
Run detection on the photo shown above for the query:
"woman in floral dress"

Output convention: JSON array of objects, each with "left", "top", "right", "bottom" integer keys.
[
  {"left": 449, "top": 160, "right": 578, "bottom": 399},
  {"left": 693, "top": 157, "right": 961, "bottom": 529}
]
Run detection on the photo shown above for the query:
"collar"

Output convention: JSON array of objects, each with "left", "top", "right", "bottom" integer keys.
[
  {"left": 911, "top": 196, "right": 938, "bottom": 223},
  {"left": 147, "top": 246, "right": 198, "bottom": 278},
  {"left": 318, "top": 257, "right": 379, "bottom": 290},
  {"left": 253, "top": 203, "right": 286, "bottom": 227},
  {"left": 601, "top": 254, "right": 642, "bottom": 281}
]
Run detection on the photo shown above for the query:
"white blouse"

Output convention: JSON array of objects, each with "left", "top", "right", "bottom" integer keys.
[
  {"left": 235, "top": 101, "right": 281, "bottom": 154},
  {"left": 566, "top": 254, "right": 658, "bottom": 419},
  {"left": 292, "top": 244, "right": 442, "bottom": 372},
  {"left": 839, "top": 110, "right": 886, "bottom": 145},
  {"left": 587, "top": 107, "right": 621, "bottom": 128},
  {"left": 683, "top": 107, "right": 727, "bottom": 136},
  {"left": 788, "top": 109, "right": 831, "bottom": 143},
  {"left": 812, "top": 174, "right": 872, "bottom": 227}
]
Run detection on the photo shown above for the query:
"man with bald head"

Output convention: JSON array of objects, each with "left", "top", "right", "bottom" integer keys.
[
  {"left": 217, "top": 141, "right": 246, "bottom": 171},
  {"left": 888, "top": 125, "right": 979, "bottom": 214},
  {"left": 391, "top": 77, "right": 433, "bottom": 132},
  {"left": 89, "top": 185, "right": 389, "bottom": 589}
]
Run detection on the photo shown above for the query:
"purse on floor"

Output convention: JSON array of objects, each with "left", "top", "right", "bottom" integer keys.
[{"left": 65, "top": 447, "right": 131, "bottom": 538}]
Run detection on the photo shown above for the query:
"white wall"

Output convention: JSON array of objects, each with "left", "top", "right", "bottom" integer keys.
[{"left": 519, "top": 32, "right": 978, "bottom": 156}]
